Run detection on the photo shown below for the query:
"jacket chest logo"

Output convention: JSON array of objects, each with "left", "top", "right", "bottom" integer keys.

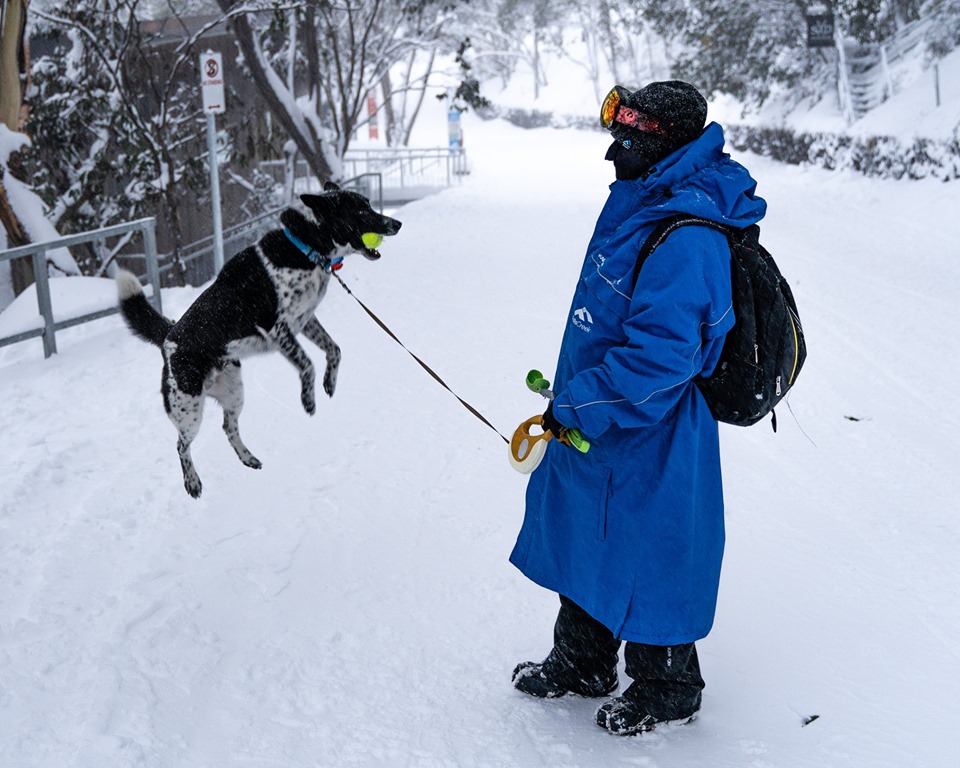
[{"left": 572, "top": 306, "right": 593, "bottom": 332}]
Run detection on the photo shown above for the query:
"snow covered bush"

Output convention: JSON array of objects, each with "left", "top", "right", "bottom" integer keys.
[{"left": 726, "top": 123, "right": 960, "bottom": 180}]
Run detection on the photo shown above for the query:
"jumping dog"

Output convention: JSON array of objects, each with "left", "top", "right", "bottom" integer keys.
[{"left": 117, "top": 183, "right": 402, "bottom": 498}]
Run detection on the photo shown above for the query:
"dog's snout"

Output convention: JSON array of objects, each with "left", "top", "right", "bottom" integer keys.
[{"left": 383, "top": 216, "right": 402, "bottom": 235}]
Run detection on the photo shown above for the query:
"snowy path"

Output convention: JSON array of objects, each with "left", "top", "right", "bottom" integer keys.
[{"left": 2, "top": 118, "right": 959, "bottom": 767}]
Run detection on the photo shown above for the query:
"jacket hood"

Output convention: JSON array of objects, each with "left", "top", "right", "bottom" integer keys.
[{"left": 601, "top": 122, "right": 766, "bottom": 233}]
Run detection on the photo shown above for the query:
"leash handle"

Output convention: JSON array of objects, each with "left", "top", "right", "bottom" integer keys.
[
  {"left": 523, "top": 369, "right": 589, "bottom": 453},
  {"left": 508, "top": 414, "right": 591, "bottom": 475},
  {"left": 509, "top": 415, "right": 553, "bottom": 473}
]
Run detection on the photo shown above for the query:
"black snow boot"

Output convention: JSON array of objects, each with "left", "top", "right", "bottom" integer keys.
[
  {"left": 512, "top": 651, "right": 618, "bottom": 698},
  {"left": 596, "top": 641, "right": 704, "bottom": 736},
  {"left": 596, "top": 696, "right": 698, "bottom": 735},
  {"left": 513, "top": 595, "right": 620, "bottom": 699}
]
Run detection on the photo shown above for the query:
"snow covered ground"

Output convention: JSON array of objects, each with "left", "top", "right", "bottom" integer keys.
[{"left": 2, "top": 105, "right": 960, "bottom": 766}]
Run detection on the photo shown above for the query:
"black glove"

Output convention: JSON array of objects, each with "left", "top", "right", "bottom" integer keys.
[{"left": 541, "top": 401, "right": 566, "bottom": 438}]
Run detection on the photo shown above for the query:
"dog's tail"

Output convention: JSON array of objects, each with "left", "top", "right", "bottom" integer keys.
[{"left": 116, "top": 270, "right": 173, "bottom": 348}]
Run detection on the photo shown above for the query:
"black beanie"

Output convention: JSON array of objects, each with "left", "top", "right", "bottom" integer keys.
[{"left": 607, "top": 81, "right": 708, "bottom": 171}]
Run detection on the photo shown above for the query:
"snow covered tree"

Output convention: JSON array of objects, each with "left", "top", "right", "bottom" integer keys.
[
  {"left": 492, "top": 0, "right": 561, "bottom": 98},
  {"left": 25, "top": 21, "right": 135, "bottom": 274},
  {"left": 379, "top": 3, "right": 490, "bottom": 147},
  {"left": 308, "top": 0, "right": 460, "bottom": 152},
  {"left": 563, "top": 0, "right": 677, "bottom": 101},
  {"left": 671, "top": 0, "right": 821, "bottom": 109},
  {"left": 836, "top": 0, "right": 924, "bottom": 43},
  {"left": 25, "top": 1, "right": 230, "bottom": 282},
  {"left": 213, "top": 0, "right": 335, "bottom": 185},
  {"left": 215, "top": 0, "right": 468, "bottom": 183},
  {"left": 922, "top": 0, "right": 960, "bottom": 58}
]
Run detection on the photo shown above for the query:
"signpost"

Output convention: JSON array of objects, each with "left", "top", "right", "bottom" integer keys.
[{"left": 200, "top": 50, "right": 226, "bottom": 273}]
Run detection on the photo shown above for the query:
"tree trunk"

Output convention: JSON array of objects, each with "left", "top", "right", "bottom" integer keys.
[
  {"left": 303, "top": 5, "right": 321, "bottom": 106},
  {"left": 0, "top": 0, "right": 35, "bottom": 295},
  {"left": 0, "top": 0, "right": 28, "bottom": 129},
  {"left": 400, "top": 49, "right": 435, "bottom": 147},
  {"left": 161, "top": 149, "right": 189, "bottom": 286},
  {"left": 599, "top": 0, "right": 620, "bottom": 85}
]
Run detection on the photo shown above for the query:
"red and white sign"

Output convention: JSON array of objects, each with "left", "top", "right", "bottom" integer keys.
[
  {"left": 367, "top": 91, "right": 378, "bottom": 140},
  {"left": 200, "top": 51, "right": 226, "bottom": 114}
]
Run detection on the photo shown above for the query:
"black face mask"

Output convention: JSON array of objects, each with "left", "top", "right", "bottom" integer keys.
[{"left": 605, "top": 140, "right": 654, "bottom": 181}]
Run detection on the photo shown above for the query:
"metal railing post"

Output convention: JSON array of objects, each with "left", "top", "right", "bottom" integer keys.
[
  {"left": 142, "top": 218, "right": 162, "bottom": 314},
  {"left": 32, "top": 248, "right": 57, "bottom": 358}
]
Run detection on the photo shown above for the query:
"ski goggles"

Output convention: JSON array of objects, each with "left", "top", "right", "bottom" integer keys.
[{"left": 600, "top": 86, "right": 668, "bottom": 136}]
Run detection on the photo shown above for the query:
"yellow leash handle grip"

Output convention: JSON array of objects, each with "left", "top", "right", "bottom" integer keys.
[
  {"left": 508, "top": 416, "right": 591, "bottom": 474},
  {"left": 509, "top": 415, "right": 553, "bottom": 474}
]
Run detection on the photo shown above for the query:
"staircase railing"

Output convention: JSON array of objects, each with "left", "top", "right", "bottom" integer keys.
[{"left": 838, "top": 17, "right": 932, "bottom": 120}]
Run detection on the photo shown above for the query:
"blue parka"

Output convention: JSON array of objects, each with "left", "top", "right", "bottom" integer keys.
[{"left": 510, "top": 123, "right": 766, "bottom": 645}]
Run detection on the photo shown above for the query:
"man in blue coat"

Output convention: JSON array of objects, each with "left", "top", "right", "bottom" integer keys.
[{"left": 510, "top": 81, "right": 767, "bottom": 736}]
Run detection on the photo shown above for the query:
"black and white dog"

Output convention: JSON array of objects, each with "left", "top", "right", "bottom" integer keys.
[{"left": 117, "top": 183, "right": 401, "bottom": 498}]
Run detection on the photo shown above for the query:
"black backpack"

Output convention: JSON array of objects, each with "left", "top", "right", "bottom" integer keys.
[{"left": 634, "top": 215, "right": 806, "bottom": 430}]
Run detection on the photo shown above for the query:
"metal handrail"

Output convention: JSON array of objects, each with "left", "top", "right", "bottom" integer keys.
[
  {"left": 159, "top": 205, "right": 287, "bottom": 276},
  {"left": 0, "top": 217, "right": 160, "bottom": 358}
]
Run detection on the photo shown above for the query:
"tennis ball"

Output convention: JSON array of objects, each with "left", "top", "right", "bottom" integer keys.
[{"left": 361, "top": 232, "right": 383, "bottom": 249}]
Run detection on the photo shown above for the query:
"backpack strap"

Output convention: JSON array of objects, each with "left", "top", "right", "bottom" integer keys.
[{"left": 632, "top": 215, "right": 733, "bottom": 288}]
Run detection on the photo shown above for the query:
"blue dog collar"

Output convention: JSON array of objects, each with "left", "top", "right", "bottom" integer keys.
[{"left": 283, "top": 228, "right": 343, "bottom": 273}]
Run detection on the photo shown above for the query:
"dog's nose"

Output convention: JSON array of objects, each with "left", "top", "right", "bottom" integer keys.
[{"left": 385, "top": 217, "right": 402, "bottom": 235}]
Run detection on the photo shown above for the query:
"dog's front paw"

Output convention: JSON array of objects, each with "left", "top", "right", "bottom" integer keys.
[
  {"left": 323, "top": 374, "right": 337, "bottom": 398},
  {"left": 185, "top": 476, "right": 202, "bottom": 499},
  {"left": 302, "top": 388, "right": 316, "bottom": 415}
]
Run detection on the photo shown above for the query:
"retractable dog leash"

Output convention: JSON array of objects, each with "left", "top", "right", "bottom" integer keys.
[
  {"left": 508, "top": 370, "right": 590, "bottom": 474},
  {"left": 332, "top": 251, "right": 589, "bottom": 472}
]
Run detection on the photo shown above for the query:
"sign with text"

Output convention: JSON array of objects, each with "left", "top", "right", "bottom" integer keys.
[
  {"left": 200, "top": 51, "right": 226, "bottom": 113},
  {"left": 806, "top": 13, "right": 835, "bottom": 48}
]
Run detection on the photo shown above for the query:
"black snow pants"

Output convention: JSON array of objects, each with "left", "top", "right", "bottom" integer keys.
[{"left": 555, "top": 595, "right": 705, "bottom": 721}]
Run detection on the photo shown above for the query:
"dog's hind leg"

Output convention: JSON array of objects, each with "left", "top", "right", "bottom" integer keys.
[
  {"left": 177, "top": 433, "right": 203, "bottom": 498},
  {"left": 167, "top": 389, "right": 205, "bottom": 499},
  {"left": 163, "top": 344, "right": 206, "bottom": 498},
  {"left": 268, "top": 321, "right": 317, "bottom": 415},
  {"left": 209, "top": 361, "right": 262, "bottom": 470},
  {"left": 303, "top": 316, "right": 341, "bottom": 397}
]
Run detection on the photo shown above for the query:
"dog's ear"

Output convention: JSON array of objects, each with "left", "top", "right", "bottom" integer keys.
[
  {"left": 300, "top": 193, "right": 336, "bottom": 217},
  {"left": 323, "top": 181, "right": 341, "bottom": 192},
  {"left": 281, "top": 207, "right": 309, "bottom": 228}
]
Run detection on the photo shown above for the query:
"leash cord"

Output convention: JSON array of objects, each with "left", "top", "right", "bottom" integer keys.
[{"left": 334, "top": 273, "right": 509, "bottom": 444}]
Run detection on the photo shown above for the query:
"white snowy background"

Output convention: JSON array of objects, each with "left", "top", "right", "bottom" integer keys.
[{"left": 2, "top": 43, "right": 960, "bottom": 768}]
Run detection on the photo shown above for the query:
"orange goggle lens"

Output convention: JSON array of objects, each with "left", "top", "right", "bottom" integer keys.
[{"left": 600, "top": 87, "right": 622, "bottom": 129}]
